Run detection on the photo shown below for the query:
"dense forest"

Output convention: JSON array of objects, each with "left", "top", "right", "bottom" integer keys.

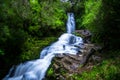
[{"left": 0, "top": 0, "right": 120, "bottom": 79}]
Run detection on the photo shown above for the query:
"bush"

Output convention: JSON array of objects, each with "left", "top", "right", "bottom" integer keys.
[{"left": 81, "top": 0, "right": 120, "bottom": 49}]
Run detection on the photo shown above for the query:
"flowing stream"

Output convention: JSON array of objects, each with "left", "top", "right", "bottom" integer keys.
[{"left": 3, "top": 13, "right": 83, "bottom": 80}]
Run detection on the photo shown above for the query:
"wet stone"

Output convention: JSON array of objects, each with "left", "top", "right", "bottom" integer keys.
[{"left": 46, "top": 42, "right": 102, "bottom": 79}]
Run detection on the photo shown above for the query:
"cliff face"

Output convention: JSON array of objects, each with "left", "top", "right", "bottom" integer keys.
[{"left": 46, "top": 30, "right": 102, "bottom": 80}]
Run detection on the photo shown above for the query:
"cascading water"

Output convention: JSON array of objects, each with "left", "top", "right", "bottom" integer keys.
[
  {"left": 60, "top": 0, "right": 68, "bottom": 2},
  {"left": 3, "top": 13, "right": 83, "bottom": 80},
  {"left": 67, "top": 13, "right": 75, "bottom": 34}
]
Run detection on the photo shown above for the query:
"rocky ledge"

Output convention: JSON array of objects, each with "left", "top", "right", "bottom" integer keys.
[{"left": 46, "top": 30, "right": 102, "bottom": 80}]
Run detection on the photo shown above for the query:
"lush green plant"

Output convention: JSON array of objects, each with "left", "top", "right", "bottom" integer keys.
[
  {"left": 47, "top": 67, "right": 54, "bottom": 76},
  {"left": 81, "top": 0, "right": 120, "bottom": 49},
  {"left": 82, "top": 0, "right": 103, "bottom": 43},
  {"left": 0, "top": 0, "right": 67, "bottom": 60}
]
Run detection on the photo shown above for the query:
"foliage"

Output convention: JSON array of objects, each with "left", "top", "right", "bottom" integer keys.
[
  {"left": 82, "top": 0, "right": 102, "bottom": 27},
  {"left": 81, "top": 0, "right": 120, "bottom": 49},
  {"left": 0, "top": 49, "right": 4, "bottom": 55},
  {"left": 20, "top": 36, "right": 57, "bottom": 61},
  {"left": 82, "top": 0, "right": 103, "bottom": 43},
  {"left": 47, "top": 67, "right": 54, "bottom": 76},
  {"left": 0, "top": 0, "right": 67, "bottom": 60},
  {"left": 74, "top": 0, "right": 85, "bottom": 29}
]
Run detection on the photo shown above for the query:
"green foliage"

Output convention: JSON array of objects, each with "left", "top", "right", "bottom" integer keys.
[
  {"left": 20, "top": 37, "right": 57, "bottom": 61},
  {"left": 0, "top": 0, "right": 67, "bottom": 59},
  {"left": 82, "top": 0, "right": 102, "bottom": 32},
  {"left": 47, "top": 67, "right": 54, "bottom": 76},
  {"left": 81, "top": 0, "right": 120, "bottom": 49},
  {"left": 82, "top": 0, "right": 102, "bottom": 27},
  {"left": 75, "top": 2, "right": 85, "bottom": 29},
  {"left": 40, "top": 0, "right": 67, "bottom": 31},
  {"left": 0, "top": 49, "right": 4, "bottom": 55}
]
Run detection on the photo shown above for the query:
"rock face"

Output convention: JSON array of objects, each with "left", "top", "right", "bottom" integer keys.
[
  {"left": 75, "top": 29, "right": 92, "bottom": 43},
  {"left": 46, "top": 30, "right": 102, "bottom": 80}
]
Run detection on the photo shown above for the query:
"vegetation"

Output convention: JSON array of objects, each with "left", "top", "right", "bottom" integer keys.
[
  {"left": 71, "top": 50, "right": 120, "bottom": 80},
  {"left": 0, "top": 0, "right": 120, "bottom": 79},
  {"left": 81, "top": 0, "right": 120, "bottom": 49},
  {"left": 73, "top": 0, "right": 120, "bottom": 79}
]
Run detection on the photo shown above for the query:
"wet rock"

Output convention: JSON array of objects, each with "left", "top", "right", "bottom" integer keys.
[
  {"left": 76, "top": 30, "right": 92, "bottom": 37},
  {"left": 45, "top": 30, "right": 102, "bottom": 80},
  {"left": 46, "top": 43, "right": 102, "bottom": 79},
  {"left": 75, "top": 30, "right": 92, "bottom": 43}
]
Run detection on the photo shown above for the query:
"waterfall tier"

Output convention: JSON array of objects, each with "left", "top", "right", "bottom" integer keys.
[{"left": 67, "top": 13, "right": 75, "bottom": 34}]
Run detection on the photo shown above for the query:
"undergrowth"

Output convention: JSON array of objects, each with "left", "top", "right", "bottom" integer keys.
[{"left": 71, "top": 50, "right": 120, "bottom": 80}]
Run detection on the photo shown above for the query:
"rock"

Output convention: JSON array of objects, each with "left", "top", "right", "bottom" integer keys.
[
  {"left": 46, "top": 43, "right": 102, "bottom": 79},
  {"left": 45, "top": 30, "right": 102, "bottom": 79},
  {"left": 75, "top": 30, "right": 92, "bottom": 37},
  {"left": 75, "top": 30, "right": 92, "bottom": 43}
]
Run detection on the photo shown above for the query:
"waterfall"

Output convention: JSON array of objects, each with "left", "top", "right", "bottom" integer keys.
[
  {"left": 3, "top": 13, "right": 83, "bottom": 80},
  {"left": 67, "top": 13, "right": 75, "bottom": 34},
  {"left": 60, "top": 0, "right": 68, "bottom": 2}
]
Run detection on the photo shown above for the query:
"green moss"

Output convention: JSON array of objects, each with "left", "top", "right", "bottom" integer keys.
[{"left": 47, "top": 67, "right": 54, "bottom": 76}]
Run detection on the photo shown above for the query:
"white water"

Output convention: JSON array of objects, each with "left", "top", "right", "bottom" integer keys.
[
  {"left": 60, "top": 0, "right": 68, "bottom": 2},
  {"left": 67, "top": 13, "right": 75, "bottom": 34},
  {"left": 3, "top": 13, "right": 83, "bottom": 80}
]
